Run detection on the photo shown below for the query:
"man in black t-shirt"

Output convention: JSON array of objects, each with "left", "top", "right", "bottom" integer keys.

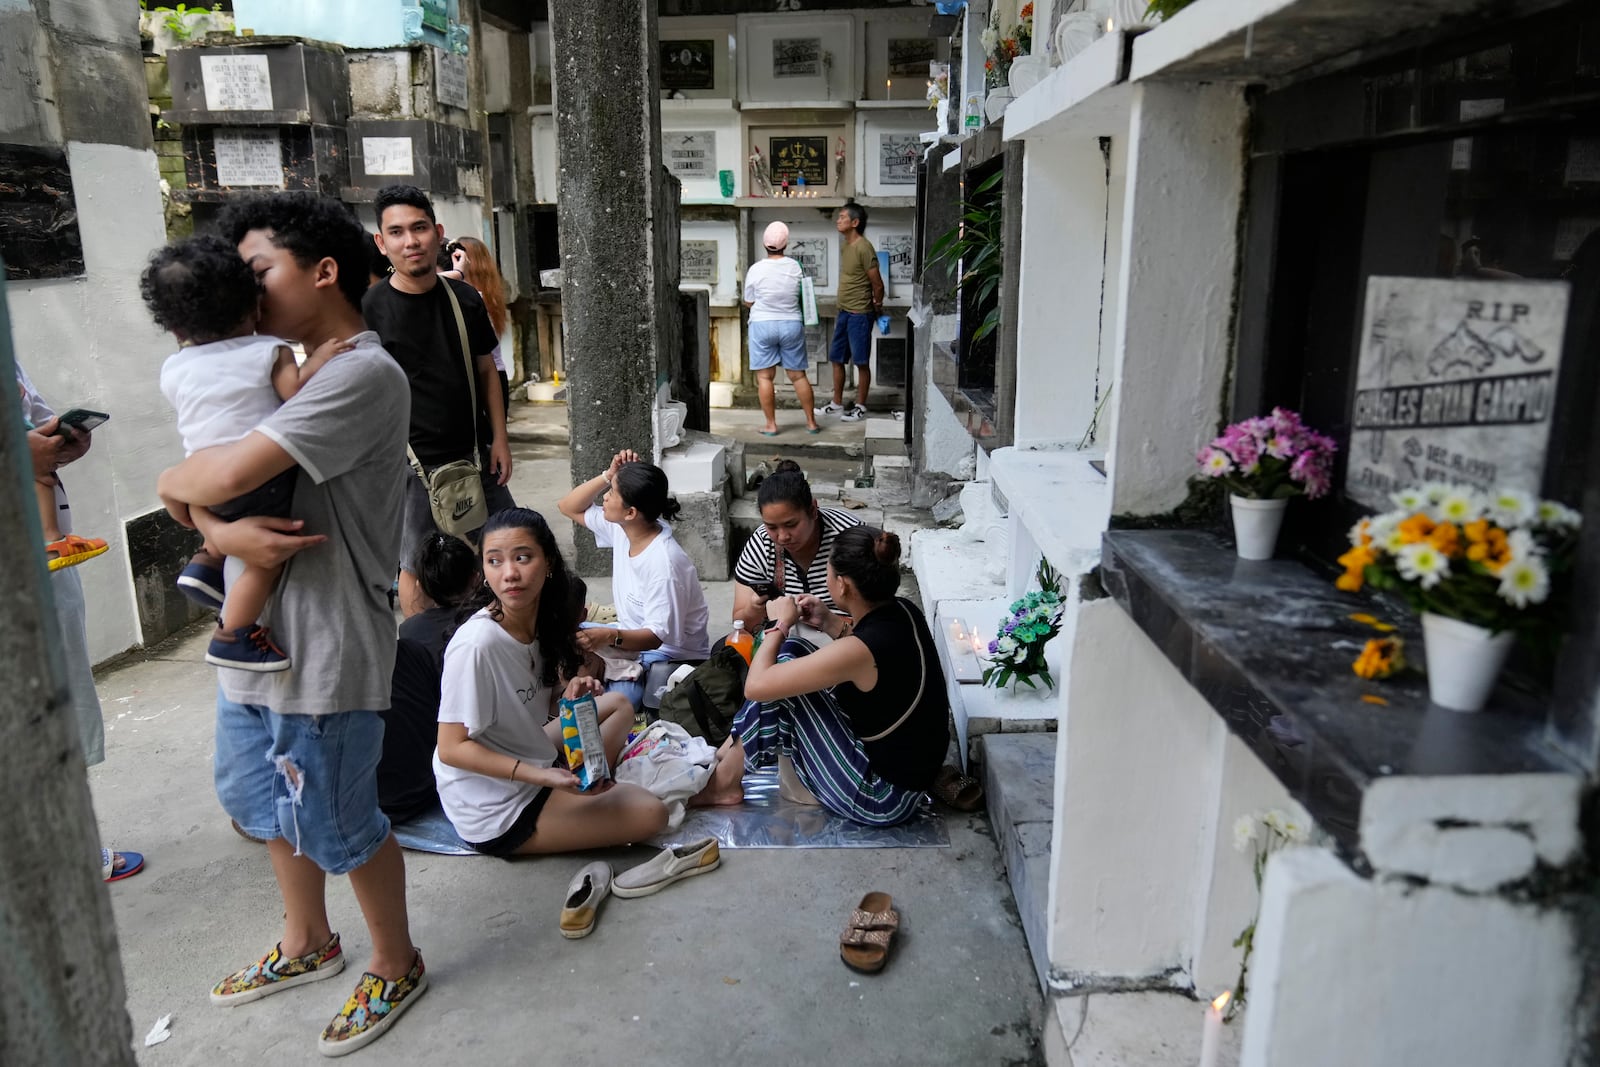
[{"left": 364, "top": 184, "right": 514, "bottom": 614}]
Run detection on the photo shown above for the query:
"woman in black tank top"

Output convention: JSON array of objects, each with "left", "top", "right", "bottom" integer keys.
[{"left": 736, "top": 526, "right": 950, "bottom": 826}]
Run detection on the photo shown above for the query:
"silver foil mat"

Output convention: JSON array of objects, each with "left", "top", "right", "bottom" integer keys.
[{"left": 652, "top": 767, "right": 949, "bottom": 850}]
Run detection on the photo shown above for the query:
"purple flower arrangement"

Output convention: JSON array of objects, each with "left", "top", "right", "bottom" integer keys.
[
  {"left": 1197, "top": 408, "right": 1337, "bottom": 500},
  {"left": 982, "top": 560, "right": 1064, "bottom": 690}
]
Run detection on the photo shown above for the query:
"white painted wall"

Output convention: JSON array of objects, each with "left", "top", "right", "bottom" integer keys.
[
  {"left": 1106, "top": 83, "right": 1245, "bottom": 517},
  {"left": 1244, "top": 848, "right": 1579, "bottom": 1067},
  {"left": 737, "top": 13, "right": 856, "bottom": 103},
  {"left": 660, "top": 106, "right": 742, "bottom": 201},
  {"left": 681, "top": 219, "right": 738, "bottom": 308},
  {"left": 921, "top": 356, "right": 976, "bottom": 480},
  {"left": 1013, "top": 135, "right": 1108, "bottom": 449},
  {"left": 8, "top": 142, "right": 182, "bottom": 663}
]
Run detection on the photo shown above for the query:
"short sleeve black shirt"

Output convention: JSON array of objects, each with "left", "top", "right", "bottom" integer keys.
[{"left": 362, "top": 277, "right": 499, "bottom": 467}]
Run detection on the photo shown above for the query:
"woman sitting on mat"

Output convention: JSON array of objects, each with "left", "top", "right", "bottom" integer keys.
[
  {"left": 739, "top": 526, "right": 949, "bottom": 827},
  {"left": 433, "top": 508, "right": 743, "bottom": 857},
  {"left": 556, "top": 449, "right": 711, "bottom": 709},
  {"left": 380, "top": 532, "right": 479, "bottom": 821},
  {"left": 731, "top": 459, "right": 863, "bottom": 636}
]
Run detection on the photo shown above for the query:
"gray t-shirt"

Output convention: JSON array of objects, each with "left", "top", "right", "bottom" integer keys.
[{"left": 219, "top": 332, "right": 411, "bottom": 715}]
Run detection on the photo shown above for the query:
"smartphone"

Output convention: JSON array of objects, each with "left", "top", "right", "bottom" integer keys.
[
  {"left": 52, "top": 408, "right": 110, "bottom": 436},
  {"left": 754, "top": 582, "right": 782, "bottom": 599}
]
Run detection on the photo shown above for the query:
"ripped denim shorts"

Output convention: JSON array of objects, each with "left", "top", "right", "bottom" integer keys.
[{"left": 213, "top": 694, "right": 390, "bottom": 875}]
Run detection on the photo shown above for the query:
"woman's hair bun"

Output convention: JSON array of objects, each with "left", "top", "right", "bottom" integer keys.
[
  {"left": 873, "top": 530, "right": 901, "bottom": 565},
  {"left": 774, "top": 458, "right": 804, "bottom": 476}
]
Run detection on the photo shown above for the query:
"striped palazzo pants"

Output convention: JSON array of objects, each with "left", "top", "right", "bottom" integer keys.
[{"left": 732, "top": 637, "right": 924, "bottom": 827}]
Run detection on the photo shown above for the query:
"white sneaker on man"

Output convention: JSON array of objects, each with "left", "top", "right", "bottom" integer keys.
[
  {"left": 840, "top": 405, "right": 866, "bottom": 422},
  {"left": 816, "top": 402, "right": 846, "bottom": 417}
]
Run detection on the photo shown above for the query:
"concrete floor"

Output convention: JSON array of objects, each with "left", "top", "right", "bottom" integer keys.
[{"left": 91, "top": 404, "right": 1043, "bottom": 1065}]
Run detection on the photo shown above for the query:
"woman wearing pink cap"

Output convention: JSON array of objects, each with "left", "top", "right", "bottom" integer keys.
[{"left": 743, "top": 221, "right": 820, "bottom": 436}]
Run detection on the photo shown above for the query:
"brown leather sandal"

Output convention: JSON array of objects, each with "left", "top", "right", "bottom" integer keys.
[{"left": 839, "top": 891, "right": 900, "bottom": 974}]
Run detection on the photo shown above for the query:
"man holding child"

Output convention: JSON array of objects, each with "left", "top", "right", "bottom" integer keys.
[{"left": 156, "top": 192, "right": 427, "bottom": 1057}]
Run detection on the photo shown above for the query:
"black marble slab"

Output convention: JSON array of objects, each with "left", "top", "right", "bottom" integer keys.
[{"left": 1102, "top": 530, "right": 1580, "bottom": 862}]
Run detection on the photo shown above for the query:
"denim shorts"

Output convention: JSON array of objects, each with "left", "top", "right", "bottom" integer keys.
[
  {"left": 748, "top": 319, "right": 808, "bottom": 371},
  {"left": 829, "top": 309, "right": 873, "bottom": 366},
  {"left": 214, "top": 695, "right": 391, "bottom": 875}
]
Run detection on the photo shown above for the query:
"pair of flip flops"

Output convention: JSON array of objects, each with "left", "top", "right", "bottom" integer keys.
[{"left": 839, "top": 891, "right": 900, "bottom": 974}]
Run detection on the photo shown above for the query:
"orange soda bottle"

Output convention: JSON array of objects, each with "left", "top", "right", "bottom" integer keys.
[{"left": 727, "top": 620, "right": 754, "bottom": 663}]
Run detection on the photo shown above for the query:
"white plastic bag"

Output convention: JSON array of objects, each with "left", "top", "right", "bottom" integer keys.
[
  {"left": 615, "top": 721, "right": 716, "bottom": 829},
  {"left": 799, "top": 276, "right": 819, "bottom": 326}
]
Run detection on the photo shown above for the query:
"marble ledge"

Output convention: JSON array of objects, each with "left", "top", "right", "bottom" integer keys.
[{"left": 1102, "top": 529, "right": 1581, "bottom": 863}]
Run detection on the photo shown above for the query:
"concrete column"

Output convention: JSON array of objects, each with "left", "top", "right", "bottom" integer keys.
[
  {"left": 0, "top": 289, "right": 134, "bottom": 1064},
  {"left": 1243, "top": 849, "right": 1580, "bottom": 1067},
  {"left": 549, "top": 0, "right": 676, "bottom": 573},
  {"left": 1106, "top": 83, "right": 1247, "bottom": 518}
]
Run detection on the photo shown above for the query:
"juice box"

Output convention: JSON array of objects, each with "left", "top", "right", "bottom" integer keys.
[{"left": 558, "top": 694, "right": 611, "bottom": 791}]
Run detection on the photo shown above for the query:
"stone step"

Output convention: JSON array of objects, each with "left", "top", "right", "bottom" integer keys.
[
  {"left": 863, "top": 416, "right": 908, "bottom": 457},
  {"left": 982, "top": 733, "right": 1057, "bottom": 998},
  {"left": 1044, "top": 990, "right": 1244, "bottom": 1067}
]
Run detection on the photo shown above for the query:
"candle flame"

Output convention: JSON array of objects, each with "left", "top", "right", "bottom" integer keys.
[{"left": 1211, "top": 990, "right": 1232, "bottom": 1012}]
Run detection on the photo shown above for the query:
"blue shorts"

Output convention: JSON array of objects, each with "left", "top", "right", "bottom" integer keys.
[
  {"left": 214, "top": 695, "right": 391, "bottom": 875},
  {"left": 748, "top": 319, "right": 808, "bottom": 371},
  {"left": 829, "top": 309, "right": 873, "bottom": 366}
]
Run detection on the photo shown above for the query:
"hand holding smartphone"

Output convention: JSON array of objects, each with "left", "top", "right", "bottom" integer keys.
[{"left": 52, "top": 408, "right": 110, "bottom": 436}]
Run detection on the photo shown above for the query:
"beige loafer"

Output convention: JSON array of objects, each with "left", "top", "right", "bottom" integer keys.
[
  {"left": 612, "top": 838, "right": 720, "bottom": 899},
  {"left": 559, "top": 861, "right": 612, "bottom": 939}
]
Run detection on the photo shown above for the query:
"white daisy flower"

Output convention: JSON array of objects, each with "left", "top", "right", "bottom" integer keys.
[
  {"left": 1379, "top": 522, "right": 1409, "bottom": 555},
  {"left": 1488, "top": 488, "right": 1534, "bottom": 527},
  {"left": 1436, "top": 489, "right": 1481, "bottom": 524},
  {"left": 1537, "top": 500, "right": 1583, "bottom": 530},
  {"left": 1396, "top": 542, "right": 1450, "bottom": 589},
  {"left": 1390, "top": 487, "right": 1428, "bottom": 510},
  {"left": 1232, "top": 815, "right": 1257, "bottom": 853},
  {"left": 1263, "top": 809, "right": 1310, "bottom": 844},
  {"left": 1506, "top": 527, "right": 1538, "bottom": 564},
  {"left": 1498, "top": 555, "right": 1550, "bottom": 608},
  {"left": 1423, "top": 482, "right": 1452, "bottom": 504},
  {"left": 1347, "top": 519, "right": 1371, "bottom": 547}
]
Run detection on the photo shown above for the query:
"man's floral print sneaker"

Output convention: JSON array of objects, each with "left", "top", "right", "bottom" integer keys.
[
  {"left": 210, "top": 933, "right": 345, "bottom": 1006},
  {"left": 317, "top": 950, "right": 428, "bottom": 1058}
]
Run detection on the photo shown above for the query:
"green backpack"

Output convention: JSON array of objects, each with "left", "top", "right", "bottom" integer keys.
[{"left": 655, "top": 646, "right": 748, "bottom": 747}]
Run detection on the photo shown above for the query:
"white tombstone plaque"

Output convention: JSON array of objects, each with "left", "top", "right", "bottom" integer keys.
[
  {"left": 200, "top": 54, "right": 273, "bottom": 111},
  {"left": 362, "top": 137, "right": 415, "bottom": 176},
  {"left": 213, "top": 128, "right": 284, "bottom": 188},
  {"left": 1347, "top": 276, "right": 1570, "bottom": 509},
  {"left": 435, "top": 50, "right": 469, "bottom": 110}
]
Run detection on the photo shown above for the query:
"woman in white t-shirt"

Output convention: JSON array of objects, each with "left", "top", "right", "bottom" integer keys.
[
  {"left": 743, "top": 221, "right": 820, "bottom": 436},
  {"left": 557, "top": 450, "right": 712, "bottom": 710},
  {"left": 433, "top": 508, "right": 742, "bottom": 856}
]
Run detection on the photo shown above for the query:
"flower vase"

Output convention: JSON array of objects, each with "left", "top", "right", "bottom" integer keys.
[
  {"left": 984, "top": 86, "right": 1015, "bottom": 122},
  {"left": 1008, "top": 55, "right": 1048, "bottom": 97},
  {"left": 1421, "top": 612, "right": 1514, "bottom": 712},
  {"left": 1230, "top": 495, "right": 1288, "bottom": 561}
]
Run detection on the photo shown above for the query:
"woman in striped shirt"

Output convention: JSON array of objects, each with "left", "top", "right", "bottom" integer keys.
[{"left": 732, "top": 460, "right": 863, "bottom": 635}]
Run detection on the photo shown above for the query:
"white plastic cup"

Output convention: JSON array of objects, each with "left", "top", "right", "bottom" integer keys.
[{"left": 1229, "top": 495, "right": 1288, "bottom": 561}]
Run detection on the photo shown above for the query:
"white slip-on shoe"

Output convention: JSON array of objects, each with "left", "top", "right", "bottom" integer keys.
[
  {"left": 611, "top": 838, "right": 721, "bottom": 899},
  {"left": 559, "top": 861, "right": 612, "bottom": 939}
]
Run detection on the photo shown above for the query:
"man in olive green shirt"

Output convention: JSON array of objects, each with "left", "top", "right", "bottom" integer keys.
[{"left": 822, "top": 202, "right": 885, "bottom": 422}]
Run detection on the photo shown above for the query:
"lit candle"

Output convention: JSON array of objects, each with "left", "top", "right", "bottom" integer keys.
[
  {"left": 1106, "top": 17, "right": 1114, "bottom": 32},
  {"left": 1198, "top": 990, "right": 1230, "bottom": 1067}
]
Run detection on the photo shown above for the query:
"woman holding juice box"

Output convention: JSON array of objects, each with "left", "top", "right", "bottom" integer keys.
[{"left": 432, "top": 508, "right": 743, "bottom": 859}]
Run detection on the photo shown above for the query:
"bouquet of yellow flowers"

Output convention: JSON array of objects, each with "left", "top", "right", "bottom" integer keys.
[{"left": 1337, "top": 484, "right": 1581, "bottom": 633}]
